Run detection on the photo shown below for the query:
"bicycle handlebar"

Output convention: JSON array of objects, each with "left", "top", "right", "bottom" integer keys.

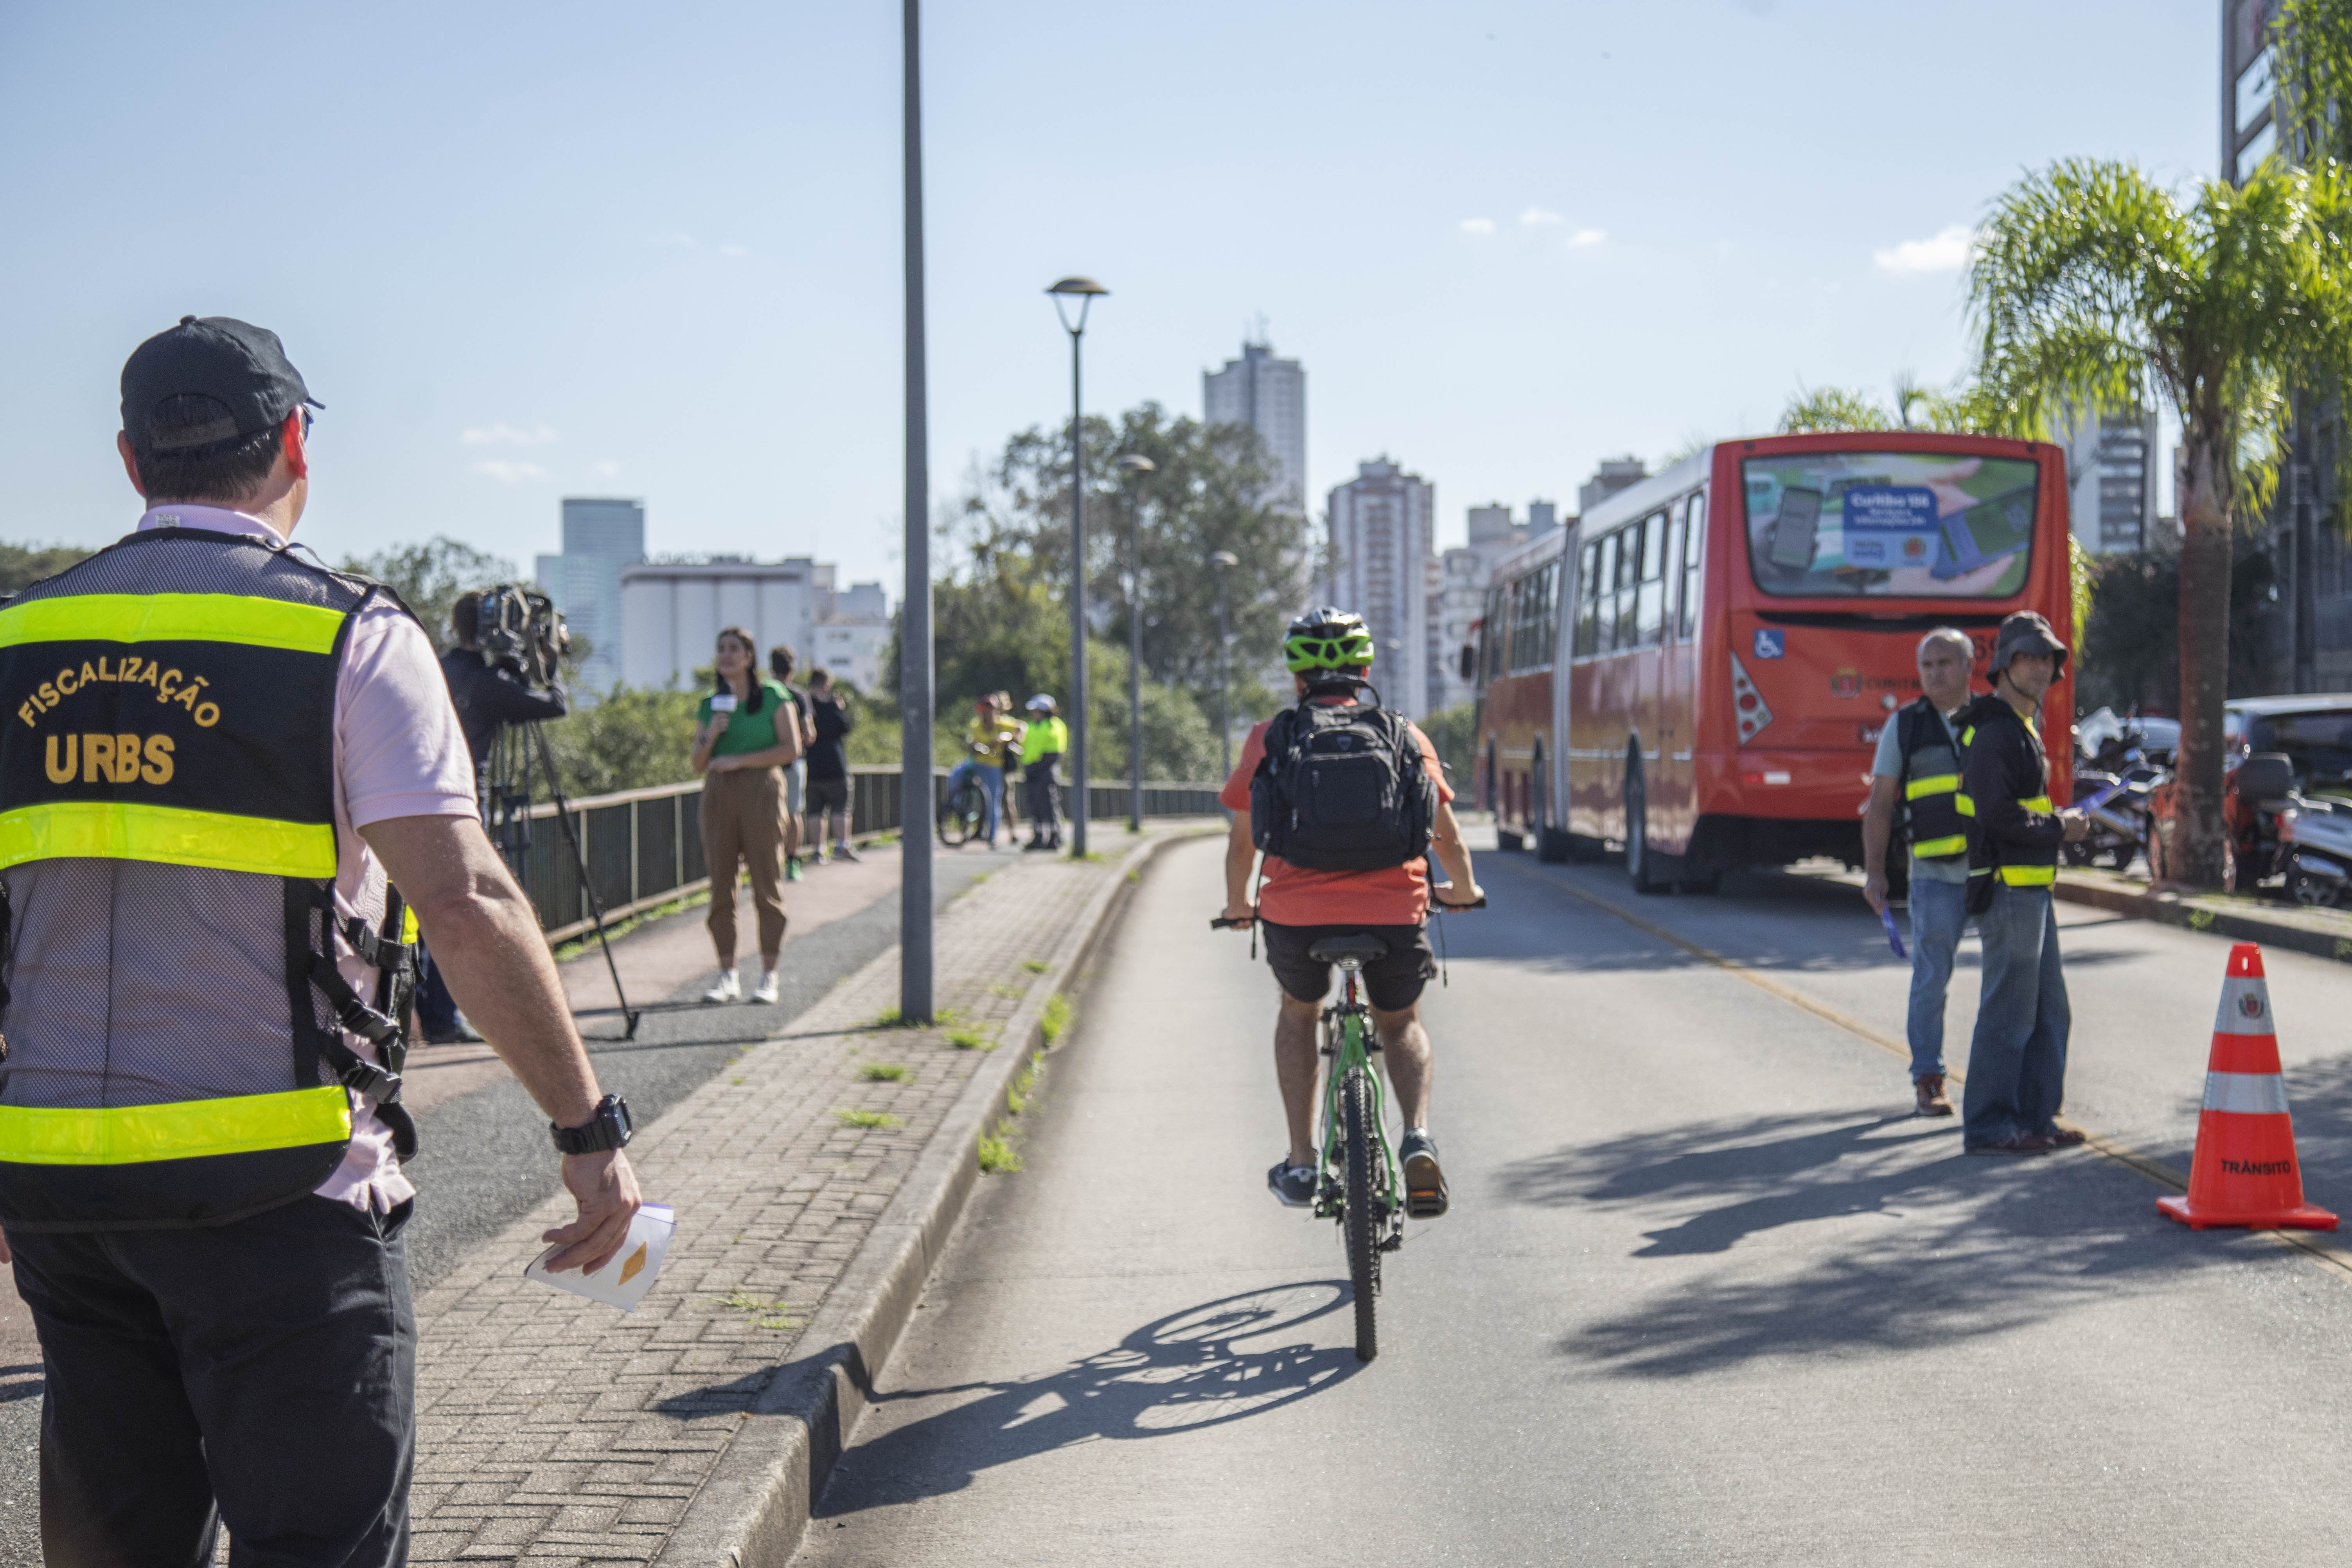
[
  {"left": 1209, "top": 915, "right": 1254, "bottom": 930},
  {"left": 1433, "top": 894, "right": 1488, "bottom": 911}
]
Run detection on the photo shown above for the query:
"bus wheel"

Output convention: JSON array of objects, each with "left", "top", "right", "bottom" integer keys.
[{"left": 1626, "top": 763, "right": 1673, "bottom": 896}]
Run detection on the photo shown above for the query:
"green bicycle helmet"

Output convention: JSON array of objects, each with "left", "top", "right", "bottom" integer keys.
[{"left": 1283, "top": 607, "right": 1376, "bottom": 674}]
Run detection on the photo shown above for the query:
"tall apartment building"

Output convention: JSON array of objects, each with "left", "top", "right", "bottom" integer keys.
[
  {"left": 537, "top": 498, "right": 646, "bottom": 694},
  {"left": 2062, "top": 406, "right": 2160, "bottom": 555},
  {"left": 1433, "top": 500, "right": 1561, "bottom": 711},
  {"left": 812, "top": 581, "right": 891, "bottom": 696},
  {"left": 1325, "top": 458, "right": 1436, "bottom": 718},
  {"left": 1203, "top": 339, "right": 1307, "bottom": 513}
]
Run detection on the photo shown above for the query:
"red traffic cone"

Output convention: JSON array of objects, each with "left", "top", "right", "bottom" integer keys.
[{"left": 2158, "top": 943, "right": 2336, "bottom": 1231}]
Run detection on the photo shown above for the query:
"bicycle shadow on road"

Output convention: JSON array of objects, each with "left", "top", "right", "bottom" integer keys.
[
  {"left": 810, "top": 1282, "right": 1363, "bottom": 1518},
  {"left": 1498, "top": 1108, "right": 2286, "bottom": 1377}
]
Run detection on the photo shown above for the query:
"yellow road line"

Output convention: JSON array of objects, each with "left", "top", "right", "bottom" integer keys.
[{"left": 1520, "top": 860, "right": 2352, "bottom": 1279}]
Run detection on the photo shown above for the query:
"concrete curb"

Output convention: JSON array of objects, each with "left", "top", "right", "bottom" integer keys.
[
  {"left": 650, "top": 827, "right": 1214, "bottom": 1566},
  {"left": 2054, "top": 873, "right": 2352, "bottom": 966}
]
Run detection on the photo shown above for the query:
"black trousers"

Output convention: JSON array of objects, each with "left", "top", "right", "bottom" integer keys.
[
  {"left": 10, "top": 1195, "right": 417, "bottom": 1568},
  {"left": 1024, "top": 760, "right": 1062, "bottom": 841}
]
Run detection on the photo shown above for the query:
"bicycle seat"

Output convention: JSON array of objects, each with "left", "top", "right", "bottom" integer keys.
[{"left": 1307, "top": 934, "right": 1389, "bottom": 970}]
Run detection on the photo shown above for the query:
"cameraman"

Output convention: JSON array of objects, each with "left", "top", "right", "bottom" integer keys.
[{"left": 416, "top": 589, "right": 571, "bottom": 1042}]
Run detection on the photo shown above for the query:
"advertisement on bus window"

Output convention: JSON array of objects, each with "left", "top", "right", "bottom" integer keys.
[{"left": 1743, "top": 451, "right": 2038, "bottom": 598}]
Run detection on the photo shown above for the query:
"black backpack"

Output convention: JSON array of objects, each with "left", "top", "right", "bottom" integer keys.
[{"left": 1249, "top": 684, "right": 1438, "bottom": 871}]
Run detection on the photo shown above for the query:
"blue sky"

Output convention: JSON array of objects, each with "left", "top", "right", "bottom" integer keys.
[{"left": 0, "top": 2, "right": 2217, "bottom": 591}]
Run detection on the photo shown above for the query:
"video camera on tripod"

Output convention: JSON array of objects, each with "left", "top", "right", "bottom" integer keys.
[{"left": 475, "top": 583, "right": 569, "bottom": 690}]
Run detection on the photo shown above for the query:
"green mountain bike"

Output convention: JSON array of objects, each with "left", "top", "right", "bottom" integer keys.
[{"left": 1215, "top": 898, "right": 1482, "bottom": 1362}]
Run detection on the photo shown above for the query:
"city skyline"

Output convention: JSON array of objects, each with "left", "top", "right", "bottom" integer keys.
[{"left": 0, "top": 4, "right": 2215, "bottom": 594}]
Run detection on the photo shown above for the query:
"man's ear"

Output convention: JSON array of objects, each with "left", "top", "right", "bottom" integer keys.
[
  {"left": 117, "top": 432, "right": 145, "bottom": 497},
  {"left": 281, "top": 411, "right": 308, "bottom": 481}
]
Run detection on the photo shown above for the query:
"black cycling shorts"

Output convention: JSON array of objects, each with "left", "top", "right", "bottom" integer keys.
[{"left": 1260, "top": 920, "right": 1437, "bottom": 1012}]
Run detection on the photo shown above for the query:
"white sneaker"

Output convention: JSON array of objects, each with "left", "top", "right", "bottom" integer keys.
[
  {"left": 701, "top": 969, "right": 740, "bottom": 1004},
  {"left": 751, "top": 969, "right": 781, "bottom": 1004},
  {"left": 835, "top": 843, "right": 861, "bottom": 863}
]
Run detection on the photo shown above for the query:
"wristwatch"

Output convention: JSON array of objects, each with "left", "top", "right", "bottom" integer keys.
[{"left": 550, "top": 1094, "right": 633, "bottom": 1155}]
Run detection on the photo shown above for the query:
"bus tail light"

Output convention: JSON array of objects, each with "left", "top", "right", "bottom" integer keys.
[
  {"left": 1729, "top": 652, "right": 1774, "bottom": 742},
  {"left": 1741, "top": 769, "right": 1793, "bottom": 786}
]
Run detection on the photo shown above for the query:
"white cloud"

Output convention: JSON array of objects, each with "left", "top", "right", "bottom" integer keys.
[
  {"left": 470, "top": 460, "right": 549, "bottom": 483},
  {"left": 717, "top": 243, "right": 750, "bottom": 258},
  {"left": 1459, "top": 217, "right": 1496, "bottom": 236},
  {"left": 1566, "top": 228, "right": 1606, "bottom": 249},
  {"left": 1519, "top": 207, "right": 1564, "bottom": 226},
  {"left": 649, "top": 231, "right": 700, "bottom": 248},
  {"left": 1872, "top": 223, "right": 1975, "bottom": 275},
  {"left": 460, "top": 422, "right": 557, "bottom": 447}
]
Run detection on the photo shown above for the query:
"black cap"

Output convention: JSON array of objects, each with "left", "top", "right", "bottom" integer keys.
[
  {"left": 120, "top": 315, "right": 322, "bottom": 451},
  {"left": 1993, "top": 610, "right": 2069, "bottom": 674}
]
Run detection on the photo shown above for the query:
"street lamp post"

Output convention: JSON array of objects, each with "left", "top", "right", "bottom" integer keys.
[
  {"left": 1210, "top": 550, "right": 1239, "bottom": 784},
  {"left": 898, "top": 0, "right": 934, "bottom": 1022},
  {"left": 1047, "top": 275, "right": 1107, "bottom": 858},
  {"left": 1116, "top": 453, "right": 1154, "bottom": 833}
]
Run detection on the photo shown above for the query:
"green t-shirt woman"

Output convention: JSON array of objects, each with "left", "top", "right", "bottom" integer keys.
[{"left": 690, "top": 627, "right": 805, "bottom": 1004}]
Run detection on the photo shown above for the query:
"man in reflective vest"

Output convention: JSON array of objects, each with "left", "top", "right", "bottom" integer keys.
[
  {"left": 1953, "top": 610, "right": 2091, "bottom": 1156},
  {"left": 0, "top": 316, "right": 641, "bottom": 1566},
  {"left": 1019, "top": 693, "right": 1068, "bottom": 850},
  {"left": 1861, "top": 627, "right": 1978, "bottom": 1117}
]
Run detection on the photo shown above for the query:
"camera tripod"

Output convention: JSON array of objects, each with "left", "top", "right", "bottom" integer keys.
[{"left": 484, "top": 718, "right": 642, "bottom": 1040}]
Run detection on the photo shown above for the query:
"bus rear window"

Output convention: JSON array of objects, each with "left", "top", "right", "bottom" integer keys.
[{"left": 1742, "top": 451, "right": 2039, "bottom": 598}]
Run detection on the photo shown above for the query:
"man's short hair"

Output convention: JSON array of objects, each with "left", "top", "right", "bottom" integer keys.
[
  {"left": 452, "top": 590, "right": 484, "bottom": 648},
  {"left": 1917, "top": 627, "right": 1973, "bottom": 663},
  {"left": 809, "top": 666, "right": 832, "bottom": 686},
  {"left": 770, "top": 645, "right": 796, "bottom": 680},
  {"left": 131, "top": 395, "right": 282, "bottom": 504}
]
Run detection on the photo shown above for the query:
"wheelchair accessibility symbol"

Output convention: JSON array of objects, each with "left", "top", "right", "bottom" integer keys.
[{"left": 1753, "top": 628, "right": 1785, "bottom": 659}]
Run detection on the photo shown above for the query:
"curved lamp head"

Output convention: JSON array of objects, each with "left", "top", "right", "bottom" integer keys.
[
  {"left": 1115, "top": 454, "right": 1155, "bottom": 478},
  {"left": 1209, "top": 550, "right": 1239, "bottom": 570},
  {"left": 1048, "top": 275, "right": 1109, "bottom": 335}
]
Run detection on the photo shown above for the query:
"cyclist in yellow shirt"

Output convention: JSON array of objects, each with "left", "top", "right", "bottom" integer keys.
[{"left": 945, "top": 692, "right": 1025, "bottom": 848}]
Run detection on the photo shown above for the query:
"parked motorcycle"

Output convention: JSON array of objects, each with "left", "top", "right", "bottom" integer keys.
[{"left": 2149, "top": 751, "right": 2352, "bottom": 905}]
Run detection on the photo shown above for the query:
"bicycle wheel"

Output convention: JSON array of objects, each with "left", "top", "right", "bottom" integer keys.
[
  {"left": 1340, "top": 1065, "right": 1380, "bottom": 1362},
  {"left": 937, "top": 784, "right": 980, "bottom": 846}
]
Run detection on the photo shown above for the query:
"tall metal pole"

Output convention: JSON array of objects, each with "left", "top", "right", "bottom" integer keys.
[
  {"left": 1128, "top": 490, "right": 1143, "bottom": 831},
  {"left": 898, "top": 0, "right": 934, "bottom": 1022},
  {"left": 1067, "top": 329, "right": 1089, "bottom": 858},
  {"left": 1217, "top": 578, "right": 1231, "bottom": 782}
]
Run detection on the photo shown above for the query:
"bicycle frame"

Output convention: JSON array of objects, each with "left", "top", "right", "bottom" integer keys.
[{"left": 1314, "top": 966, "right": 1403, "bottom": 1232}]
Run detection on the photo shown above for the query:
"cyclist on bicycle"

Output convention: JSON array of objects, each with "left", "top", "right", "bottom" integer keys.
[{"left": 1216, "top": 607, "right": 1482, "bottom": 1216}]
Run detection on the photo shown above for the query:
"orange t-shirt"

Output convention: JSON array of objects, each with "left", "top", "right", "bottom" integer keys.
[{"left": 1219, "top": 701, "right": 1454, "bottom": 927}]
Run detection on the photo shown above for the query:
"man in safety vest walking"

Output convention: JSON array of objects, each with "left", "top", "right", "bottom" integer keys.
[
  {"left": 1861, "top": 627, "right": 1979, "bottom": 1117},
  {"left": 0, "top": 316, "right": 641, "bottom": 1565},
  {"left": 1955, "top": 611, "right": 2091, "bottom": 1155}
]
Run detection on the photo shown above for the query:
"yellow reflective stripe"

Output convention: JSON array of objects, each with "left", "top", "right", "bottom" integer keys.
[
  {"left": 1905, "top": 774, "right": 1960, "bottom": 800},
  {"left": 1955, "top": 795, "right": 1976, "bottom": 817},
  {"left": 0, "top": 1086, "right": 349, "bottom": 1166},
  {"left": 1961, "top": 726, "right": 1975, "bottom": 744},
  {"left": 1912, "top": 834, "right": 1968, "bottom": 858},
  {"left": 2000, "top": 865, "right": 2057, "bottom": 886},
  {"left": 2022, "top": 795, "right": 2052, "bottom": 812},
  {"left": 401, "top": 906, "right": 419, "bottom": 943},
  {"left": 0, "top": 801, "right": 335, "bottom": 878},
  {"left": 0, "top": 593, "right": 343, "bottom": 654}
]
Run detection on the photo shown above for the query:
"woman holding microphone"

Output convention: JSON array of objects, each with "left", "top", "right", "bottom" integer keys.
[{"left": 692, "top": 626, "right": 803, "bottom": 1003}]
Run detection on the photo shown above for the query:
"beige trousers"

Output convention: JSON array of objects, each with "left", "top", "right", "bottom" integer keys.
[{"left": 703, "top": 765, "right": 788, "bottom": 965}]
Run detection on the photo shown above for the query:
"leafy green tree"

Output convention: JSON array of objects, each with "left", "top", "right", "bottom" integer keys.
[
  {"left": 0, "top": 542, "right": 93, "bottom": 595},
  {"left": 1776, "top": 384, "right": 1896, "bottom": 433},
  {"left": 342, "top": 536, "right": 519, "bottom": 653},
  {"left": 536, "top": 686, "right": 702, "bottom": 799},
  {"left": 2080, "top": 536, "right": 2278, "bottom": 715},
  {"left": 1966, "top": 156, "right": 2352, "bottom": 885}
]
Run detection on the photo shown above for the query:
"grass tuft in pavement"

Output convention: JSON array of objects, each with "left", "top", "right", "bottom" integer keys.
[
  {"left": 713, "top": 1289, "right": 802, "bottom": 1331},
  {"left": 977, "top": 1124, "right": 1024, "bottom": 1174},
  {"left": 1022, "top": 958, "right": 1049, "bottom": 973},
  {"left": 834, "top": 1107, "right": 903, "bottom": 1129},
  {"left": 1006, "top": 1051, "right": 1042, "bottom": 1115},
  {"left": 859, "top": 1062, "right": 914, "bottom": 1083},
  {"left": 1041, "top": 993, "right": 1074, "bottom": 1045},
  {"left": 946, "top": 1022, "right": 995, "bottom": 1052}
]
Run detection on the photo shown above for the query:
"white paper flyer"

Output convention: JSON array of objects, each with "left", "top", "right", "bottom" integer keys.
[{"left": 524, "top": 1202, "right": 675, "bottom": 1311}]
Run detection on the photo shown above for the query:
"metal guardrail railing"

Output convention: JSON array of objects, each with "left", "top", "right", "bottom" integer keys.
[{"left": 508, "top": 766, "right": 1220, "bottom": 941}]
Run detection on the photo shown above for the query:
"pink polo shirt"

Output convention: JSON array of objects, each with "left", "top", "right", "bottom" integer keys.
[{"left": 135, "top": 505, "right": 478, "bottom": 1212}]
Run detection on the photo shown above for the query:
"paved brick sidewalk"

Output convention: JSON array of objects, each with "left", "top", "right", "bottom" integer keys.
[{"left": 402, "top": 847, "right": 1148, "bottom": 1565}]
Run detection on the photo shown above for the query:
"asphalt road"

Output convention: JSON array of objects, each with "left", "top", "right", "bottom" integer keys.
[
  {"left": 0, "top": 840, "right": 999, "bottom": 1567},
  {"left": 799, "top": 832, "right": 2352, "bottom": 1567}
]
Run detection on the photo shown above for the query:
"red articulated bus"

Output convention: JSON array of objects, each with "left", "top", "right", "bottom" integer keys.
[{"left": 1472, "top": 432, "right": 2074, "bottom": 893}]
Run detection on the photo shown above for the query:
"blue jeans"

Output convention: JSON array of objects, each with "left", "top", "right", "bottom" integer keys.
[
  {"left": 1960, "top": 884, "right": 2071, "bottom": 1147},
  {"left": 947, "top": 760, "right": 1007, "bottom": 842},
  {"left": 1904, "top": 876, "right": 1968, "bottom": 1080}
]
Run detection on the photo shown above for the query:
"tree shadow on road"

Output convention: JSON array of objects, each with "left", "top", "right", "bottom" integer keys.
[
  {"left": 1498, "top": 1108, "right": 2280, "bottom": 1378},
  {"left": 811, "top": 1282, "right": 1362, "bottom": 1517}
]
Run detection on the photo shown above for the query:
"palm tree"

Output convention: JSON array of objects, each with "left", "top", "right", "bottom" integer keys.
[{"left": 1966, "top": 156, "right": 2352, "bottom": 887}]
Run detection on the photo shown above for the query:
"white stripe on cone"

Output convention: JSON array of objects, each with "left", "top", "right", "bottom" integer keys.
[
  {"left": 2201, "top": 1071, "right": 2293, "bottom": 1116},
  {"left": 2212, "top": 976, "right": 2276, "bottom": 1036}
]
